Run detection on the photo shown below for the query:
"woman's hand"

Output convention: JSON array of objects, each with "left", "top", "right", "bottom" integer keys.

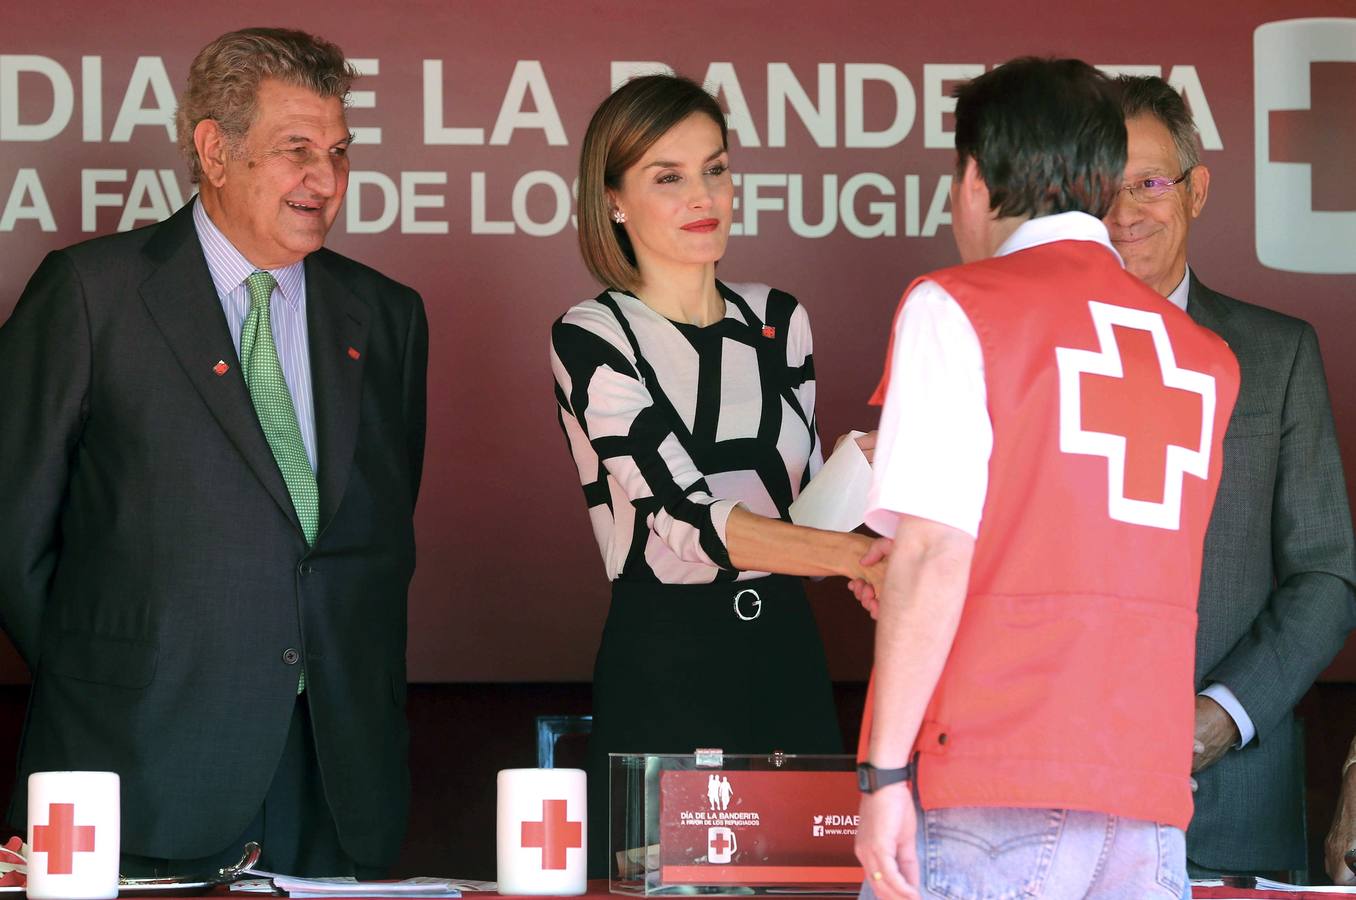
[
  {"left": 833, "top": 430, "right": 878, "bottom": 464},
  {"left": 848, "top": 537, "right": 893, "bottom": 619},
  {"left": 855, "top": 430, "right": 877, "bottom": 464}
]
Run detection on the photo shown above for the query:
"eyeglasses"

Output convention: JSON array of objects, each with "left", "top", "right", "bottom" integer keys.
[{"left": 1119, "top": 167, "right": 1194, "bottom": 203}]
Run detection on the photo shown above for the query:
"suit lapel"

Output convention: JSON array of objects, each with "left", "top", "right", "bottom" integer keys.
[
  {"left": 305, "top": 253, "right": 370, "bottom": 533},
  {"left": 139, "top": 202, "right": 303, "bottom": 537},
  {"left": 1185, "top": 271, "right": 1231, "bottom": 339},
  {"left": 1187, "top": 270, "right": 1260, "bottom": 423}
]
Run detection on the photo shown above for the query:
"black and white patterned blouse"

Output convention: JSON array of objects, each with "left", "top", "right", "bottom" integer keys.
[{"left": 550, "top": 281, "right": 823, "bottom": 584}]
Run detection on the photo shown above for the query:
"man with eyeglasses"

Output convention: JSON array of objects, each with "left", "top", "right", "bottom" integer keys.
[{"left": 1106, "top": 74, "right": 1356, "bottom": 881}]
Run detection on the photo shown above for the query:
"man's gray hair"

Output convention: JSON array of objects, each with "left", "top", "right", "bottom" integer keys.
[
  {"left": 1113, "top": 75, "right": 1201, "bottom": 173},
  {"left": 175, "top": 27, "right": 358, "bottom": 184}
]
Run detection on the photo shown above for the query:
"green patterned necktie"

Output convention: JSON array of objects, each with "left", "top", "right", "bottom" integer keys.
[
  {"left": 241, "top": 271, "right": 319, "bottom": 546},
  {"left": 242, "top": 271, "right": 314, "bottom": 694}
]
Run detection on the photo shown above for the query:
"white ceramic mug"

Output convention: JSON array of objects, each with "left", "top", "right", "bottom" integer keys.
[
  {"left": 26, "top": 771, "right": 119, "bottom": 900},
  {"left": 496, "top": 768, "right": 586, "bottom": 895}
]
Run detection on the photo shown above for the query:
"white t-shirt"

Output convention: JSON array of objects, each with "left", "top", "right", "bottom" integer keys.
[{"left": 864, "top": 212, "right": 1122, "bottom": 540}]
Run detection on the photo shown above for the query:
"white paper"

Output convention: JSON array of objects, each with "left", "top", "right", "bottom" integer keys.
[
  {"left": 236, "top": 874, "right": 464, "bottom": 897},
  {"left": 1190, "top": 876, "right": 1356, "bottom": 894},
  {"left": 277, "top": 876, "right": 459, "bottom": 897},
  {"left": 230, "top": 879, "right": 275, "bottom": 892},
  {"left": 1252, "top": 877, "right": 1356, "bottom": 893},
  {"left": 789, "top": 430, "right": 872, "bottom": 532},
  {"left": 442, "top": 879, "right": 497, "bottom": 892}
]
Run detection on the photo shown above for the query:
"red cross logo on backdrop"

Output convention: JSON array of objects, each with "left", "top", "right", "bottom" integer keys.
[
  {"left": 31, "top": 803, "right": 96, "bottom": 875},
  {"left": 1055, "top": 301, "right": 1217, "bottom": 530},
  {"left": 520, "top": 799, "right": 582, "bottom": 870},
  {"left": 1268, "top": 62, "right": 1356, "bottom": 211},
  {"left": 710, "top": 831, "right": 732, "bottom": 854}
]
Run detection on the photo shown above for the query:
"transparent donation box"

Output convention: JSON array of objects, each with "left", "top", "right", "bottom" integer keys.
[{"left": 608, "top": 751, "right": 863, "bottom": 895}]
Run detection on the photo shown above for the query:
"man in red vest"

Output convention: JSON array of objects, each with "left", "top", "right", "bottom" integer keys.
[{"left": 852, "top": 58, "right": 1240, "bottom": 899}]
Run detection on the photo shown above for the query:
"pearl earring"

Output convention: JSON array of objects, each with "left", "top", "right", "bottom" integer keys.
[{"left": 612, "top": 210, "right": 627, "bottom": 224}]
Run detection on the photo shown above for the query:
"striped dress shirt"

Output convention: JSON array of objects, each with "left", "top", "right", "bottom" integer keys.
[{"left": 192, "top": 198, "right": 317, "bottom": 472}]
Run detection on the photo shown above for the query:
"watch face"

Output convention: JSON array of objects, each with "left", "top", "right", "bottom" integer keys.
[{"left": 857, "top": 765, "right": 872, "bottom": 792}]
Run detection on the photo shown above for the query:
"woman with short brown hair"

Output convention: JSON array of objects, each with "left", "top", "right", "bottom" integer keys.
[{"left": 550, "top": 74, "right": 880, "bottom": 877}]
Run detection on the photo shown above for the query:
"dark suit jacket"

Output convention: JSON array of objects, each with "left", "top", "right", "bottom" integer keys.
[
  {"left": 0, "top": 201, "right": 428, "bottom": 867},
  {"left": 1185, "top": 273, "right": 1356, "bottom": 871}
]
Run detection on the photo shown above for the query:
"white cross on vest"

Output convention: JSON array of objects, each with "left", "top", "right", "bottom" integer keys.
[{"left": 1055, "top": 301, "right": 1217, "bottom": 531}]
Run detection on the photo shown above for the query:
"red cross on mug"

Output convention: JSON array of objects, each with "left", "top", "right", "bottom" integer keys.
[
  {"left": 707, "top": 826, "right": 737, "bottom": 863},
  {"left": 32, "top": 802, "right": 96, "bottom": 874},
  {"left": 520, "top": 798, "right": 582, "bottom": 870}
]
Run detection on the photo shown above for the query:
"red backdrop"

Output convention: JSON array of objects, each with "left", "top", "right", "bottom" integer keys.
[{"left": 2, "top": 0, "right": 1353, "bottom": 682}]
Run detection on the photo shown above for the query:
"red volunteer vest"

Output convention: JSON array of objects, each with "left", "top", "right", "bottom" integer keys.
[{"left": 862, "top": 239, "right": 1239, "bottom": 829}]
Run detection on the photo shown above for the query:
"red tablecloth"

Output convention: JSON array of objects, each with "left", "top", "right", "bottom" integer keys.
[
  {"left": 487, "top": 883, "right": 1347, "bottom": 900},
  {"left": 495, "top": 885, "right": 1339, "bottom": 900},
  {"left": 1193, "top": 889, "right": 1350, "bottom": 894},
  {"left": 112, "top": 881, "right": 1350, "bottom": 899},
  {"left": 1192, "top": 889, "right": 1350, "bottom": 899},
  {"left": 373, "top": 882, "right": 1352, "bottom": 900}
]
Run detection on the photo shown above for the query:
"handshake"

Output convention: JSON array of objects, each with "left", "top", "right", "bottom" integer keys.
[
  {"left": 750, "top": 428, "right": 972, "bottom": 621},
  {"left": 846, "top": 536, "right": 892, "bottom": 620},
  {"left": 826, "top": 429, "right": 890, "bottom": 618}
]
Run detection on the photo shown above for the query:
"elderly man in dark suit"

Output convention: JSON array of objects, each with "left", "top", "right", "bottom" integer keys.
[
  {"left": 0, "top": 28, "right": 427, "bottom": 878},
  {"left": 1105, "top": 74, "right": 1356, "bottom": 879}
]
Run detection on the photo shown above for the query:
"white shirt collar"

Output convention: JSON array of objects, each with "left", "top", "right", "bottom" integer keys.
[
  {"left": 1165, "top": 265, "right": 1191, "bottom": 312},
  {"left": 995, "top": 211, "right": 1123, "bottom": 267},
  {"left": 192, "top": 197, "right": 305, "bottom": 306}
]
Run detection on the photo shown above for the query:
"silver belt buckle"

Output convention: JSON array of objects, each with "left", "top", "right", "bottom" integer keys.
[{"left": 733, "top": 588, "right": 762, "bottom": 621}]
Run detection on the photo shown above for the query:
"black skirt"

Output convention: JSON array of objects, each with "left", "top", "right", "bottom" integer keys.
[{"left": 585, "top": 574, "right": 843, "bottom": 876}]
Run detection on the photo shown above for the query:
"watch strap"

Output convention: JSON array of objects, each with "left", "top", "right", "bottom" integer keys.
[{"left": 857, "top": 761, "right": 914, "bottom": 793}]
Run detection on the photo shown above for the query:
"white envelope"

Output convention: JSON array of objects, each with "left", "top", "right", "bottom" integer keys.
[{"left": 789, "top": 430, "right": 873, "bottom": 532}]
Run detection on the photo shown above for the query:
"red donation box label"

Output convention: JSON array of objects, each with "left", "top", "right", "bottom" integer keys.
[{"left": 658, "top": 770, "right": 863, "bottom": 885}]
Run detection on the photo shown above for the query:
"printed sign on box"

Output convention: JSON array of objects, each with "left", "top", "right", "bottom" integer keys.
[{"left": 658, "top": 770, "right": 862, "bottom": 886}]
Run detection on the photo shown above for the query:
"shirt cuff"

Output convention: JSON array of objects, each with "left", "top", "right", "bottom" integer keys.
[
  {"left": 1200, "top": 683, "right": 1256, "bottom": 748},
  {"left": 703, "top": 498, "right": 740, "bottom": 570}
]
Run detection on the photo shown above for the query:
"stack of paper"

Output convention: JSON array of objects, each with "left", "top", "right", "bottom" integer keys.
[
  {"left": 1191, "top": 876, "right": 1356, "bottom": 894},
  {"left": 232, "top": 875, "right": 476, "bottom": 897},
  {"left": 1251, "top": 877, "right": 1356, "bottom": 893}
]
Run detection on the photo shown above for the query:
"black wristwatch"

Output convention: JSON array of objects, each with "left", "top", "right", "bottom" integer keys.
[{"left": 857, "top": 761, "right": 914, "bottom": 793}]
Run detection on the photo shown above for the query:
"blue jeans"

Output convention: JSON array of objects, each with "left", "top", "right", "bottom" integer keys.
[{"left": 859, "top": 803, "right": 1190, "bottom": 900}]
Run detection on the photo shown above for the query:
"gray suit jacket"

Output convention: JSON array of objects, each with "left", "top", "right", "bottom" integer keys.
[{"left": 1185, "top": 272, "right": 1356, "bottom": 871}]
